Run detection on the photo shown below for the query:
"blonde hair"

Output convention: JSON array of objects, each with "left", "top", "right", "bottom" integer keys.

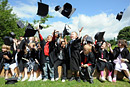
[
  {"left": 71, "top": 31, "right": 78, "bottom": 37},
  {"left": 84, "top": 44, "right": 92, "bottom": 51},
  {"left": 2, "top": 44, "right": 11, "bottom": 51},
  {"left": 29, "top": 43, "right": 36, "bottom": 48},
  {"left": 28, "top": 42, "right": 37, "bottom": 50},
  {"left": 83, "top": 44, "right": 92, "bottom": 55}
]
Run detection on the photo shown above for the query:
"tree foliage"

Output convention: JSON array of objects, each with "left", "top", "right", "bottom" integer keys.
[
  {"left": 0, "top": 0, "right": 53, "bottom": 51},
  {"left": 107, "top": 37, "right": 117, "bottom": 46},
  {"left": 117, "top": 26, "right": 130, "bottom": 41},
  {"left": 33, "top": 14, "right": 53, "bottom": 29},
  {"left": 0, "top": 0, "right": 25, "bottom": 51}
]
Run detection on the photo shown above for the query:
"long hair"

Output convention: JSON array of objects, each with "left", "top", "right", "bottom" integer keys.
[{"left": 118, "top": 39, "right": 127, "bottom": 48}]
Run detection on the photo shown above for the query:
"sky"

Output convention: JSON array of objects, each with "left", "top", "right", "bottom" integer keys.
[{"left": 8, "top": 0, "right": 130, "bottom": 40}]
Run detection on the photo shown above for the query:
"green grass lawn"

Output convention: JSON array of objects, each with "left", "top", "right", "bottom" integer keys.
[{"left": 0, "top": 77, "right": 129, "bottom": 87}]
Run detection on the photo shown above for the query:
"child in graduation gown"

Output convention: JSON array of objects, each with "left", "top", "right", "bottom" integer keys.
[
  {"left": 109, "top": 39, "right": 130, "bottom": 83},
  {"left": 54, "top": 37, "right": 68, "bottom": 82},
  {"left": 35, "top": 43, "right": 43, "bottom": 81},
  {"left": 38, "top": 29, "right": 56, "bottom": 81},
  {"left": 1, "top": 44, "right": 12, "bottom": 79},
  {"left": 68, "top": 27, "right": 83, "bottom": 82},
  {"left": 26, "top": 43, "right": 39, "bottom": 81},
  {"left": 80, "top": 44, "right": 95, "bottom": 84},
  {"left": 96, "top": 41, "right": 113, "bottom": 82}
]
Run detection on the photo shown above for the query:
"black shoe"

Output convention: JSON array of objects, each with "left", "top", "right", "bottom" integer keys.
[
  {"left": 83, "top": 79, "right": 87, "bottom": 82},
  {"left": 69, "top": 77, "right": 75, "bottom": 81},
  {"left": 89, "top": 80, "right": 94, "bottom": 84},
  {"left": 76, "top": 77, "right": 81, "bottom": 82}
]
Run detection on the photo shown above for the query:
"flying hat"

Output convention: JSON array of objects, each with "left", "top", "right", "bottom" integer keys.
[
  {"left": 86, "top": 36, "right": 93, "bottom": 43},
  {"left": 37, "top": 0, "right": 49, "bottom": 17},
  {"left": 17, "top": 21, "right": 25, "bottom": 28},
  {"left": 116, "top": 9, "right": 125, "bottom": 21},
  {"left": 3, "top": 36, "right": 13, "bottom": 46},
  {"left": 63, "top": 24, "right": 70, "bottom": 37},
  {"left": 24, "top": 23, "right": 38, "bottom": 37},
  {"left": 55, "top": 3, "right": 76, "bottom": 19},
  {"left": 9, "top": 32, "right": 16, "bottom": 38},
  {"left": 39, "top": 24, "right": 43, "bottom": 30},
  {"left": 94, "top": 31, "right": 105, "bottom": 42}
]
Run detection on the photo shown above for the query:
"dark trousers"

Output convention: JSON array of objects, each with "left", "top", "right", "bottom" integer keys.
[
  {"left": 18, "top": 60, "right": 28, "bottom": 72},
  {"left": 54, "top": 60, "right": 66, "bottom": 79},
  {"left": 80, "top": 66, "right": 94, "bottom": 81}
]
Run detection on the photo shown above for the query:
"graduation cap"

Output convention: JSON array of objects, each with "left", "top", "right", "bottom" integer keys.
[
  {"left": 17, "top": 21, "right": 25, "bottom": 28},
  {"left": 24, "top": 24, "right": 38, "bottom": 37},
  {"left": 63, "top": 24, "right": 70, "bottom": 37},
  {"left": 3, "top": 36, "right": 13, "bottom": 46},
  {"left": 116, "top": 9, "right": 125, "bottom": 21},
  {"left": 55, "top": 3, "right": 76, "bottom": 19},
  {"left": 116, "top": 11, "right": 123, "bottom": 21},
  {"left": 37, "top": 1, "right": 49, "bottom": 17},
  {"left": 94, "top": 31, "right": 105, "bottom": 42},
  {"left": 86, "top": 36, "right": 93, "bottom": 43},
  {"left": 5, "top": 77, "right": 18, "bottom": 84},
  {"left": 39, "top": 25, "right": 43, "bottom": 30},
  {"left": 9, "top": 32, "right": 16, "bottom": 38}
]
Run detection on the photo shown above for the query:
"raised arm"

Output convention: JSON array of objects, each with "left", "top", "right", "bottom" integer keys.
[
  {"left": 78, "top": 27, "right": 83, "bottom": 38},
  {"left": 108, "top": 43, "right": 113, "bottom": 53}
]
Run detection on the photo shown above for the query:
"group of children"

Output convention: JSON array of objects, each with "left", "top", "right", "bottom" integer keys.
[{"left": 0, "top": 28, "right": 130, "bottom": 84}]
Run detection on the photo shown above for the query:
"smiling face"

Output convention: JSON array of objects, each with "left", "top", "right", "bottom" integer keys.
[
  {"left": 101, "top": 42, "right": 106, "bottom": 49},
  {"left": 47, "top": 35, "right": 52, "bottom": 42},
  {"left": 70, "top": 32, "right": 78, "bottom": 40},
  {"left": 117, "top": 40, "right": 127, "bottom": 48},
  {"left": 2, "top": 45, "right": 7, "bottom": 52}
]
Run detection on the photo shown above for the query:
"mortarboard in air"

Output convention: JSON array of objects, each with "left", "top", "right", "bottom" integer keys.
[
  {"left": 24, "top": 23, "right": 38, "bottom": 37},
  {"left": 25, "top": 23, "right": 34, "bottom": 30},
  {"left": 39, "top": 24, "right": 43, "bottom": 30},
  {"left": 3, "top": 36, "right": 13, "bottom": 46},
  {"left": 116, "top": 11, "right": 123, "bottom": 21},
  {"left": 5, "top": 77, "right": 18, "bottom": 84},
  {"left": 10, "top": 32, "right": 16, "bottom": 38},
  {"left": 63, "top": 24, "right": 70, "bottom": 37},
  {"left": 94, "top": 31, "right": 105, "bottom": 42},
  {"left": 37, "top": 0, "right": 49, "bottom": 17},
  {"left": 55, "top": 3, "right": 76, "bottom": 19},
  {"left": 17, "top": 21, "right": 25, "bottom": 28},
  {"left": 86, "top": 36, "right": 93, "bottom": 43}
]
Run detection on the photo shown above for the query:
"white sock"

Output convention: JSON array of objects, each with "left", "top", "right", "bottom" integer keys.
[
  {"left": 34, "top": 72, "right": 37, "bottom": 79},
  {"left": 128, "top": 77, "right": 130, "bottom": 81}
]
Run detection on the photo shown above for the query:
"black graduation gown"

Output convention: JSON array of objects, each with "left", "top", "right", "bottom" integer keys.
[
  {"left": 0, "top": 52, "right": 4, "bottom": 73},
  {"left": 113, "top": 47, "right": 130, "bottom": 70},
  {"left": 68, "top": 37, "right": 81, "bottom": 71},
  {"left": 40, "top": 35, "right": 56, "bottom": 68},
  {"left": 54, "top": 42, "right": 67, "bottom": 62},
  {"left": 96, "top": 49, "right": 113, "bottom": 71},
  {"left": 81, "top": 52, "right": 96, "bottom": 72}
]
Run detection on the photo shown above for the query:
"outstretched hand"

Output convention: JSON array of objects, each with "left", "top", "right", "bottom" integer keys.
[{"left": 79, "top": 27, "right": 84, "bottom": 32}]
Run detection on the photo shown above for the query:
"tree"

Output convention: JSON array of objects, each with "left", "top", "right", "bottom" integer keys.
[
  {"left": 117, "top": 26, "right": 130, "bottom": 41},
  {"left": 33, "top": 14, "right": 53, "bottom": 29},
  {"left": 107, "top": 37, "right": 117, "bottom": 46},
  {"left": 0, "top": 0, "right": 25, "bottom": 51}
]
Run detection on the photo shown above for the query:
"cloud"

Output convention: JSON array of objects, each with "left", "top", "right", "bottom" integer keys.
[
  {"left": 11, "top": 1, "right": 37, "bottom": 19},
  {"left": 10, "top": 1, "right": 130, "bottom": 40},
  {"left": 11, "top": 1, "right": 63, "bottom": 19},
  {"left": 39, "top": 5, "right": 130, "bottom": 40}
]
